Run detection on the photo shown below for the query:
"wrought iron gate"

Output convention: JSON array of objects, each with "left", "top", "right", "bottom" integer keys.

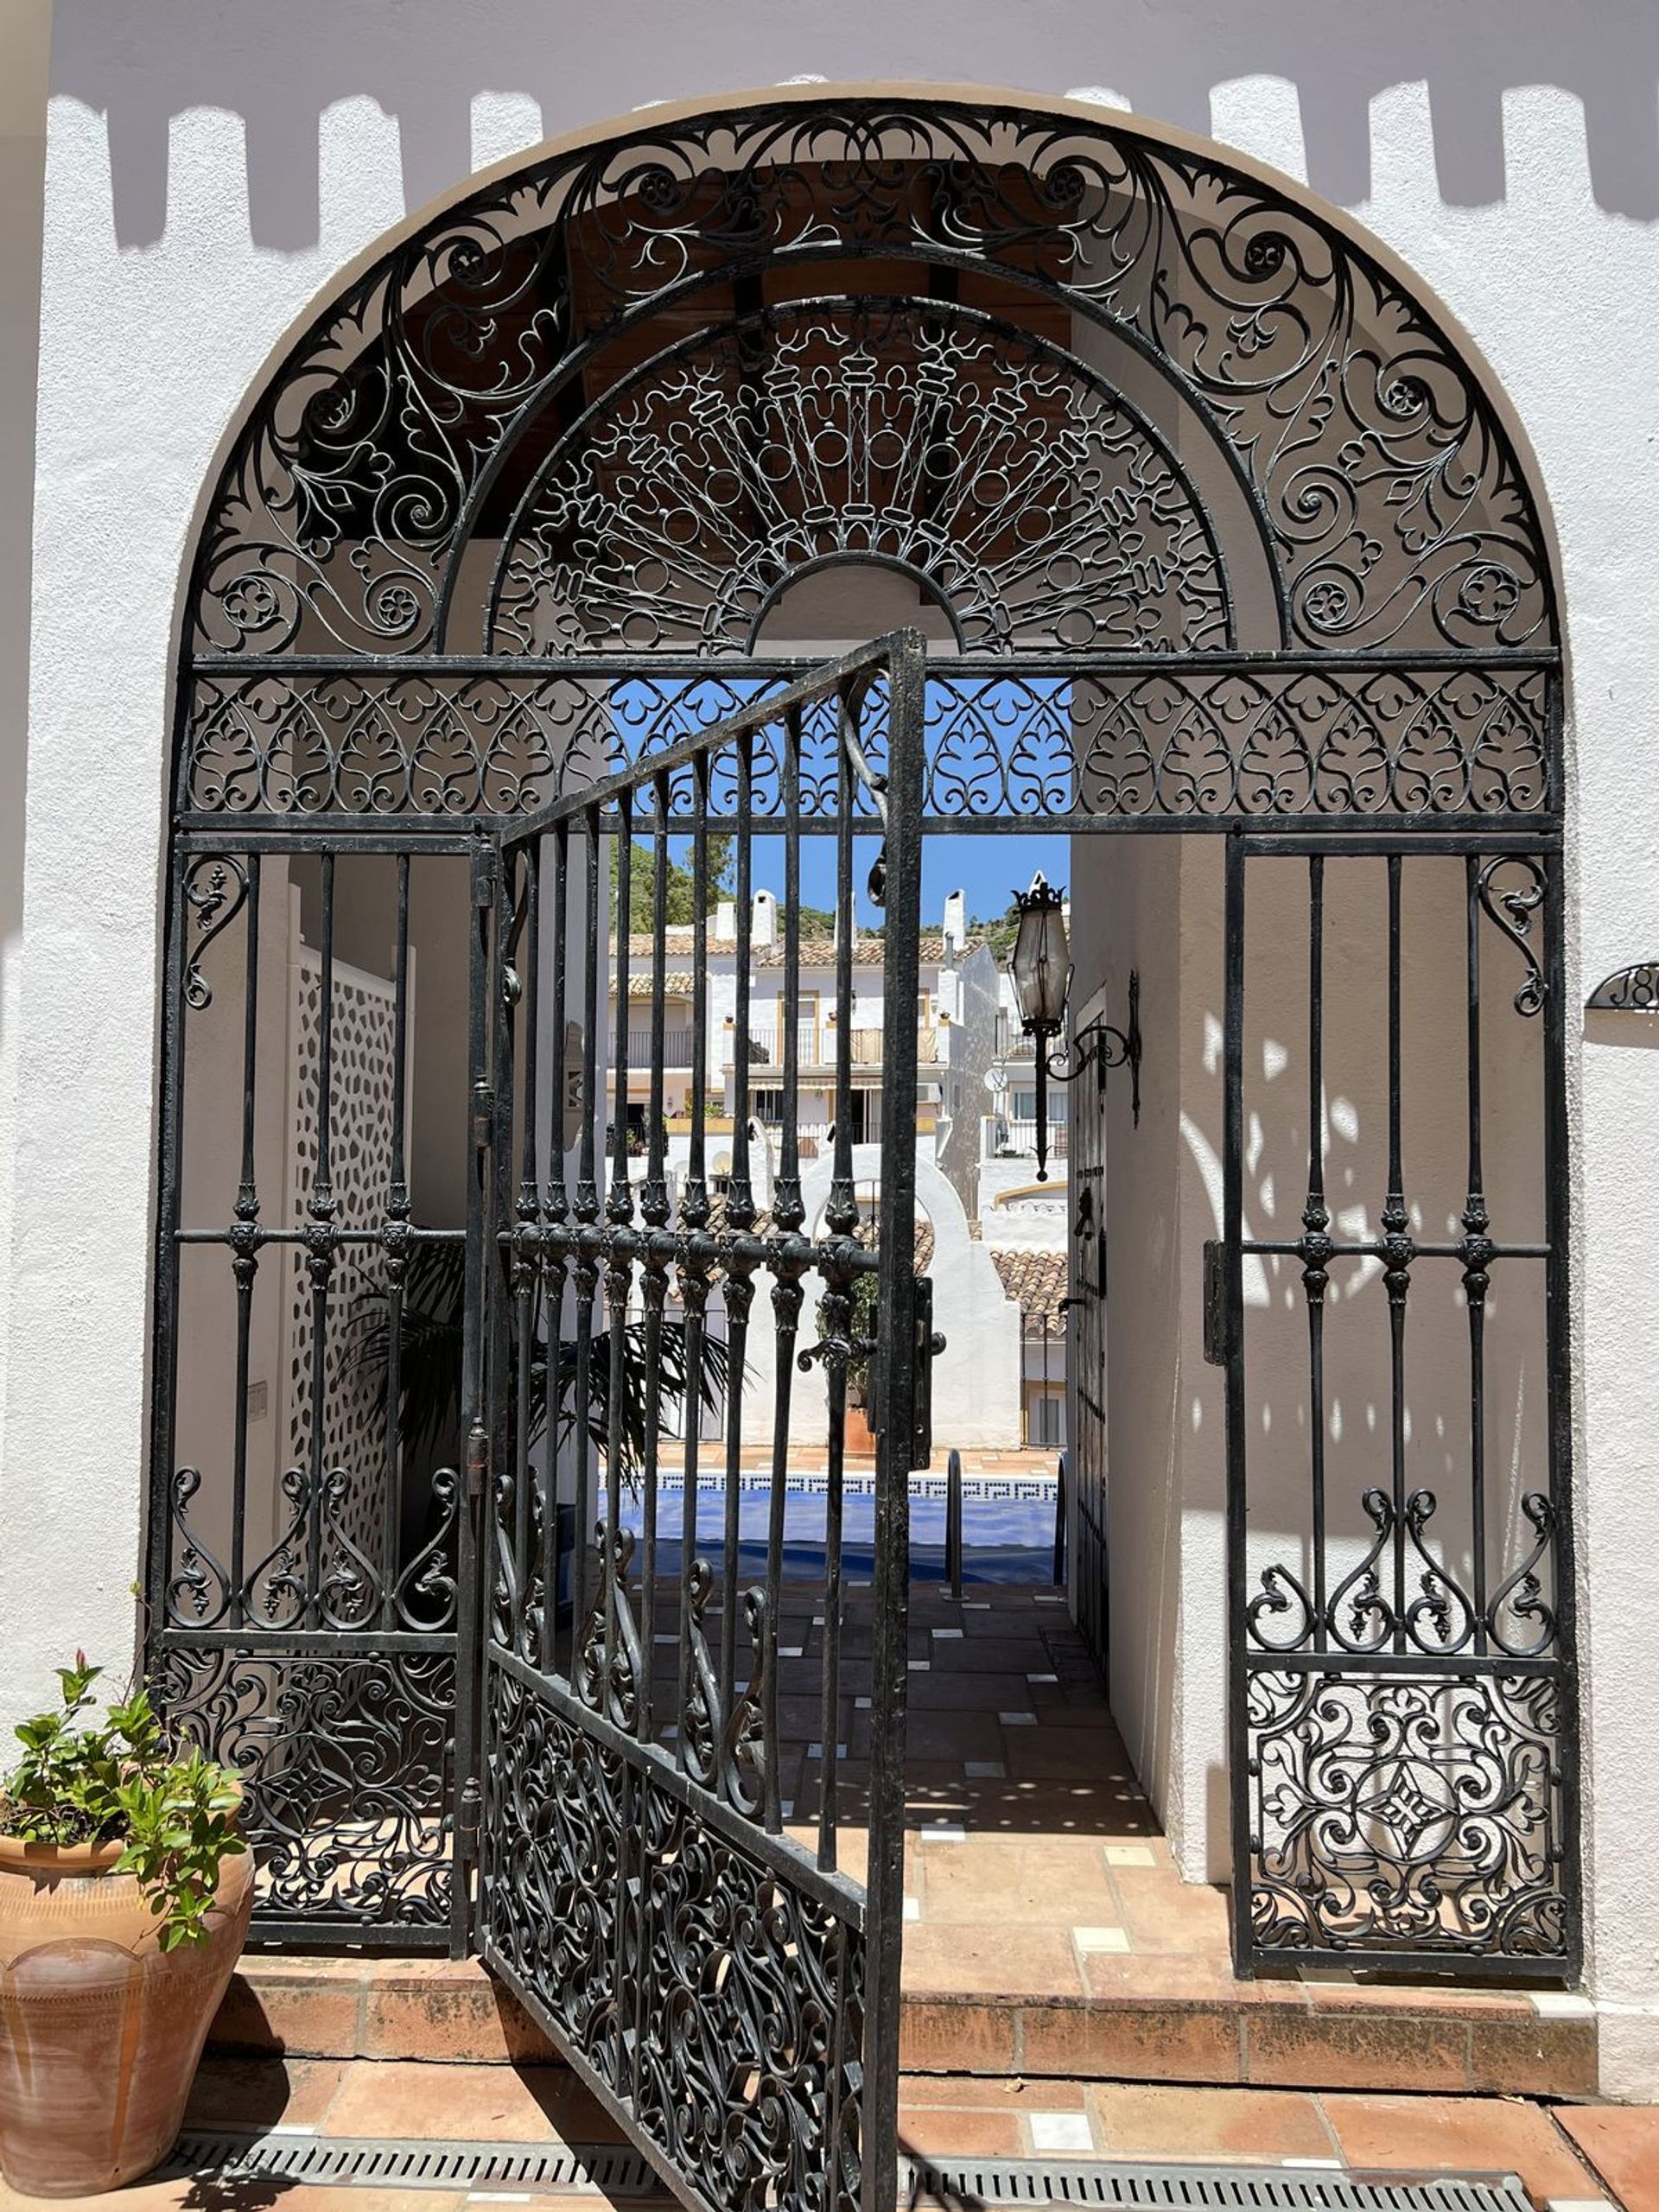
[
  {"left": 150, "top": 90, "right": 1582, "bottom": 2042},
  {"left": 1217, "top": 832, "right": 1577, "bottom": 1980},
  {"left": 470, "top": 638, "right": 926, "bottom": 2212}
]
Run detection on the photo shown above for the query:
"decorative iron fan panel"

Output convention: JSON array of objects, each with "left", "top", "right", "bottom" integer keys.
[
  {"left": 489, "top": 296, "right": 1230, "bottom": 657},
  {"left": 181, "top": 658, "right": 1553, "bottom": 826},
  {"left": 186, "top": 98, "right": 1556, "bottom": 672}
]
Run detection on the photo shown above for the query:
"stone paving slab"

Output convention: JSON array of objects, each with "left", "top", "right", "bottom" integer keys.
[{"left": 1554, "top": 2102, "right": 1659, "bottom": 2210}]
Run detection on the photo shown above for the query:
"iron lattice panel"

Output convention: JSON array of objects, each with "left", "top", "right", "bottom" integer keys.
[
  {"left": 181, "top": 659, "right": 1553, "bottom": 828},
  {"left": 1246, "top": 1665, "right": 1568, "bottom": 1966},
  {"left": 155, "top": 1643, "right": 456, "bottom": 1943},
  {"left": 482, "top": 1666, "right": 863, "bottom": 2212}
]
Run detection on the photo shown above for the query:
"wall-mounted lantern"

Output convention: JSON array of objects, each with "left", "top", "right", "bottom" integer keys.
[{"left": 1007, "top": 871, "right": 1141, "bottom": 1181}]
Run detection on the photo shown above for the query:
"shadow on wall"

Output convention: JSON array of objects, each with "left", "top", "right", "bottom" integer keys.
[{"left": 52, "top": 0, "right": 1659, "bottom": 251}]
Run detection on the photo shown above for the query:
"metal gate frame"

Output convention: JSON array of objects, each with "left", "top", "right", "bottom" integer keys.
[{"left": 467, "top": 635, "right": 927, "bottom": 2212}]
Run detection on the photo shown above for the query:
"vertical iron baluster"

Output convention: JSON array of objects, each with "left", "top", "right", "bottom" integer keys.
[
  {"left": 1463, "top": 853, "right": 1491, "bottom": 1654},
  {"left": 542, "top": 823, "right": 569, "bottom": 1673},
  {"left": 229, "top": 855, "right": 262, "bottom": 1627},
  {"left": 1303, "top": 855, "right": 1329, "bottom": 1650},
  {"left": 861, "top": 638, "right": 925, "bottom": 2212},
  {"left": 512, "top": 843, "right": 541, "bottom": 1656},
  {"left": 489, "top": 850, "right": 518, "bottom": 1662},
  {"left": 570, "top": 808, "right": 603, "bottom": 1661},
  {"left": 765, "top": 709, "right": 810, "bottom": 1837},
  {"left": 776, "top": 709, "right": 811, "bottom": 1823},
  {"left": 378, "top": 853, "right": 411, "bottom": 1631},
  {"left": 776, "top": 706, "right": 805, "bottom": 1233},
  {"left": 603, "top": 799, "right": 636, "bottom": 1720},
  {"left": 146, "top": 856, "right": 193, "bottom": 1649},
  {"left": 305, "top": 851, "right": 339, "bottom": 1627},
  {"left": 454, "top": 834, "right": 495, "bottom": 1959},
  {"left": 677, "top": 755, "right": 712, "bottom": 1771},
  {"left": 637, "top": 777, "right": 674, "bottom": 1743},
  {"left": 815, "top": 688, "right": 862, "bottom": 1866},
  {"left": 1381, "top": 855, "right": 1411, "bottom": 1649},
  {"left": 721, "top": 730, "right": 757, "bottom": 1718}
]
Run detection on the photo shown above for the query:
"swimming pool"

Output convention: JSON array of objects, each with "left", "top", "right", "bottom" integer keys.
[{"left": 616, "top": 1479, "right": 1059, "bottom": 1585}]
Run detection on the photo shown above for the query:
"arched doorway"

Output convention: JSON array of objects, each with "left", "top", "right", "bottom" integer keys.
[{"left": 155, "top": 90, "right": 1571, "bottom": 2212}]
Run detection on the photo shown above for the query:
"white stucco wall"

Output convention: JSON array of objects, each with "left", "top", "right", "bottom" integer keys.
[{"left": 3, "top": 2, "right": 1658, "bottom": 2085}]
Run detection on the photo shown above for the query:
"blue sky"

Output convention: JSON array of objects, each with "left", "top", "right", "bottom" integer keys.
[{"left": 791, "top": 831, "right": 1069, "bottom": 932}]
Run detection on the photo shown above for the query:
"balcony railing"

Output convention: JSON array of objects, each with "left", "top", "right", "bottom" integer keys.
[
  {"left": 741, "top": 1023, "right": 942, "bottom": 1068},
  {"left": 1002, "top": 1117, "right": 1070, "bottom": 1160},
  {"left": 626, "top": 1027, "right": 697, "bottom": 1066}
]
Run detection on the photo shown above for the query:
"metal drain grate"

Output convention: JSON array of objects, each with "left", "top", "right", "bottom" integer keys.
[
  {"left": 899, "top": 2162, "right": 1529, "bottom": 2211},
  {"left": 168, "top": 2134, "right": 1529, "bottom": 2210},
  {"left": 168, "top": 2131, "right": 665, "bottom": 2196}
]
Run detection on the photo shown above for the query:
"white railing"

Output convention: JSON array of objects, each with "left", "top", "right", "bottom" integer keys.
[
  {"left": 626, "top": 1026, "right": 697, "bottom": 1066},
  {"left": 1002, "top": 1117, "right": 1070, "bottom": 1159}
]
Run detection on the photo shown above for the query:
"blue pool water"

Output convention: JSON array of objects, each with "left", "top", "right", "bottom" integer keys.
[{"left": 615, "top": 1485, "right": 1057, "bottom": 1585}]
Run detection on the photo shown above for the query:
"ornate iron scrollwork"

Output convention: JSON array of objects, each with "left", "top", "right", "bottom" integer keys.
[{"left": 188, "top": 99, "right": 1554, "bottom": 668}]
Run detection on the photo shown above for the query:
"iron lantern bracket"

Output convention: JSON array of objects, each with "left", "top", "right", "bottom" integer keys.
[{"left": 1045, "top": 969, "right": 1142, "bottom": 1129}]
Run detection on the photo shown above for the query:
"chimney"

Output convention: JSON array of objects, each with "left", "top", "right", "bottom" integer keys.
[
  {"left": 714, "top": 900, "right": 737, "bottom": 944},
  {"left": 753, "top": 889, "right": 778, "bottom": 950},
  {"left": 942, "top": 888, "right": 967, "bottom": 957}
]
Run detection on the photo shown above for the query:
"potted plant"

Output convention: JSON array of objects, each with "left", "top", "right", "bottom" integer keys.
[
  {"left": 819, "top": 1274, "right": 880, "bottom": 1456},
  {"left": 0, "top": 1656, "right": 252, "bottom": 2196}
]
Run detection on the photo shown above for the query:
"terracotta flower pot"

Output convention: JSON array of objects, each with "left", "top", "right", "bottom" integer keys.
[
  {"left": 0, "top": 1824, "right": 254, "bottom": 2196},
  {"left": 844, "top": 1402, "right": 875, "bottom": 1456}
]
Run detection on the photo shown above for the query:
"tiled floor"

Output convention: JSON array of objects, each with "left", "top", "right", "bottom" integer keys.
[{"left": 0, "top": 2059, "right": 1630, "bottom": 2211}]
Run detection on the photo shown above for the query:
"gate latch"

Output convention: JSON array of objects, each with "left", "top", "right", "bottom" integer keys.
[
  {"left": 864, "top": 1277, "right": 945, "bottom": 1468},
  {"left": 1202, "top": 1239, "right": 1230, "bottom": 1366}
]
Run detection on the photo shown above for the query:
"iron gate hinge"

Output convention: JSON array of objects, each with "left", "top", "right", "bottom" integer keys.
[
  {"left": 472, "top": 1080, "right": 494, "bottom": 1149},
  {"left": 455, "top": 1775, "right": 483, "bottom": 1863},
  {"left": 466, "top": 1422, "right": 490, "bottom": 1503},
  {"left": 474, "top": 846, "right": 499, "bottom": 906},
  {"left": 1202, "top": 1239, "right": 1230, "bottom": 1366}
]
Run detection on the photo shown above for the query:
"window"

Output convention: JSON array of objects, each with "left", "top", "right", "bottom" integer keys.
[{"left": 1031, "top": 1389, "right": 1066, "bottom": 1446}]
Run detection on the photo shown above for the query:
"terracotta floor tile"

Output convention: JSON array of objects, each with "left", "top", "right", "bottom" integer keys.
[
  {"left": 0, "top": 2183, "right": 209, "bottom": 2212},
  {"left": 899, "top": 1997, "right": 1020, "bottom": 2071},
  {"left": 1110, "top": 1876, "right": 1234, "bottom": 1954},
  {"left": 236, "top": 2195, "right": 475, "bottom": 2212},
  {"left": 186, "top": 2055, "right": 346, "bottom": 2131},
  {"left": 916, "top": 1838, "right": 1119, "bottom": 1926},
  {"left": 1247, "top": 2010, "right": 1470, "bottom": 2092},
  {"left": 1554, "top": 2105, "right": 1659, "bottom": 2211},
  {"left": 1085, "top": 2082, "right": 1335, "bottom": 2163},
  {"left": 901, "top": 1922, "right": 1086, "bottom": 1998},
  {"left": 899, "top": 2107, "right": 1025, "bottom": 2157},
  {"left": 899, "top": 2075, "right": 1084, "bottom": 2111},
  {"left": 1320, "top": 2094, "right": 1599, "bottom": 2201},
  {"left": 322, "top": 2061, "right": 572, "bottom": 2142},
  {"left": 1079, "top": 1951, "right": 1303, "bottom": 2006}
]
